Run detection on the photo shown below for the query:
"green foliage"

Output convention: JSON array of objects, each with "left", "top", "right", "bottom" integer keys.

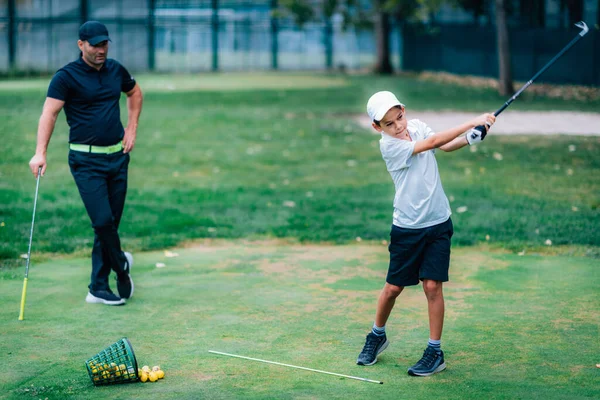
[{"left": 280, "top": 0, "right": 316, "bottom": 26}]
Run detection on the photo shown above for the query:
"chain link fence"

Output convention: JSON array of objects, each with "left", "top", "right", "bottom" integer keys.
[{"left": 0, "top": 0, "right": 400, "bottom": 74}]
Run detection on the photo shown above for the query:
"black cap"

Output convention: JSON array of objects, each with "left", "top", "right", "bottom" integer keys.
[{"left": 79, "top": 21, "right": 111, "bottom": 46}]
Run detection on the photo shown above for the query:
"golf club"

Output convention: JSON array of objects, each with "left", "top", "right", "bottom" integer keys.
[
  {"left": 18, "top": 166, "right": 42, "bottom": 321},
  {"left": 209, "top": 350, "right": 384, "bottom": 384},
  {"left": 472, "top": 21, "right": 590, "bottom": 139}
]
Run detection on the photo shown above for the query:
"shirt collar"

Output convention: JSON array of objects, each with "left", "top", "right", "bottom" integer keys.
[{"left": 77, "top": 56, "right": 104, "bottom": 72}]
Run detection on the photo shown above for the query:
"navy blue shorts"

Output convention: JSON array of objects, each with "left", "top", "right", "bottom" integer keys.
[{"left": 386, "top": 217, "right": 453, "bottom": 287}]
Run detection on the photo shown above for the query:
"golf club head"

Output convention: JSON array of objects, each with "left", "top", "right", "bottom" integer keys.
[{"left": 575, "top": 21, "right": 589, "bottom": 36}]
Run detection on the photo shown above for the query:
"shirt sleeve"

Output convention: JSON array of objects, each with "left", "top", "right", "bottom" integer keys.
[
  {"left": 417, "top": 119, "right": 436, "bottom": 139},
  {"left": 118, "top": 63, "right": 136, "bottom": 93},
  {"left": 46, "top": 70, "right": 70, "bottom": 101},
  {"left": 380, "top": 139, "right": 416, "bottom": 171}
]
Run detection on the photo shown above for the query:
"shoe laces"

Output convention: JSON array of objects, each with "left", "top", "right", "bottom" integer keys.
[
  {"left": 418, "top": 347, "right": 439, "bottom": 367},
  {"left": 361, "top": 334, "right": 382, "bottom": 354}
]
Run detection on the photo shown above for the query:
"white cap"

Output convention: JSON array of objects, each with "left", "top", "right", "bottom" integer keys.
[{"left": 366, "top": 91, "right": 405, "bottom": 122}]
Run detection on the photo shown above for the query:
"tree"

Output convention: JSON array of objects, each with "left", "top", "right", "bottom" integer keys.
[
  {"left": 280, "top": 0, "right": 437, "bottom": 75},
  {"left": 519, "top": 0, "right": 545, "bottom": 28},
  {"left": 495, "top": 0, "right": 513, "bottom": 96},
  {"left": 280, "top": 0, "right": 315, "bottom": 27},
  {"left": 565, "top": 0, "right": 583, "bottom": 26},
  {"left": 454, "top": 0, "right": 487, "bottom": 24},
  {"left": 374, "top": 0, "right": 393, "bottom": 73}
]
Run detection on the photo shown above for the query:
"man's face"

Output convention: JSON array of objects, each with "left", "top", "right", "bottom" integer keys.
[
  {"left": 78, "top": 40, "right": 109, "bottom": 67},
  {"left": 372, "top": 106, "right": 409, "bottom": 139}
]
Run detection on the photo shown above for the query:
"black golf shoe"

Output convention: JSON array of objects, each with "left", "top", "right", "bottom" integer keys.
[
  {"left": 116, "top": 252, "right": 134, "bottom": 299},
  {"left": 357, "top": 332, "right": 389, "bottom": 366},
  {"left": 408, "top": 346, "right": 446, "bottom": 376}
]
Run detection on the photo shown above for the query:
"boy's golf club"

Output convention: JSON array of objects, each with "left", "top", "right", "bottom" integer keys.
[
  {"left": 471, "top": 21, "right": 590, "bottom": 140},
  {"left": 18, "top": 166, "right": 42, "bottom": 321}
]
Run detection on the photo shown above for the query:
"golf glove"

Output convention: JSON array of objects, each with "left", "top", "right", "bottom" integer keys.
[{"left": 466, "top": 123, "right": 491, "bottom": 145}]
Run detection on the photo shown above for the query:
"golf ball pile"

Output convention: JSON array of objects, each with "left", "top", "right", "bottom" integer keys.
[
  {"left": 139, "top": 365, "right": 165, "bottom": 382},
  {"left": 88, "top": 361, "right": 137, "bottom": 383}
]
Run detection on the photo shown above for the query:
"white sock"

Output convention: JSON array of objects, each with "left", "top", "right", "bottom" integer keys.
[{"left": 372, "top": 324, "right": 386, "bottom": 336}]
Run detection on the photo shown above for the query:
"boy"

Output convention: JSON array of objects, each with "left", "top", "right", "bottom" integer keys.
[{"left": 356, "top": 91, "right": 495, "bottom": 376}]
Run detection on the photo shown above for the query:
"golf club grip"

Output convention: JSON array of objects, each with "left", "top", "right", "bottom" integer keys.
[{"left": 18, "top": 277, "right": 28, "bottom": 320}]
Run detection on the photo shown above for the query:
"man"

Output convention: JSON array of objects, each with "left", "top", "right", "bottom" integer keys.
[{"left": 29, "top": 21, "right": 143, "bottom": 306}]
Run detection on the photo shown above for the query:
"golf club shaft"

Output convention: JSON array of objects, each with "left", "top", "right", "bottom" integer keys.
[
  {"left": 18, "top": 167, "right": 42, "bottom": 321},
  {"left": 494, "top": 21, "right": 589, "bottom": 117},
  {"left": 209, "top": 350, "right": 383, "bottom": 384}
]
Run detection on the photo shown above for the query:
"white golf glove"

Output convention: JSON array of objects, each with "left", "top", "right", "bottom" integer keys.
[{"left": 466, "top": 123, "right": 492, "bottom": 145}]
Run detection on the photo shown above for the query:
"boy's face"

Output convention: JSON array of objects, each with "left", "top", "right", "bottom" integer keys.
[{"left": 372, "top": 106, "right": 409, "bottom": 140}]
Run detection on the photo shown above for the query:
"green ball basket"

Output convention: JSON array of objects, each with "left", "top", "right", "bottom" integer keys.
[{"left": 85, "top": 338, "right": 139, "bottom": 386}]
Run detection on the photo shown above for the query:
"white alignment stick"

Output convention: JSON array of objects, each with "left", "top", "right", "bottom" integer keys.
[{"left": 209, "top": 350, "right": 383, "bottom": 384}]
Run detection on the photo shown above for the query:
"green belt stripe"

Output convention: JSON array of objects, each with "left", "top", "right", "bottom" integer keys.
[{"left": 70, "top": 141, "right": 123, "bottom": 154}]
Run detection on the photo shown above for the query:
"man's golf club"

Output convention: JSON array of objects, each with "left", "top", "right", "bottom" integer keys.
[
  {"left": 18, "top": 166, "right": 42, "bottom": 321},
  {"left": 471, "top": 21, "right": 590, "bottom": 139}
]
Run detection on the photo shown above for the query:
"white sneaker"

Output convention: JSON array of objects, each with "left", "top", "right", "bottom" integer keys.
[{"left": 85, "top": 290, "right": 125, "bottom": 306}]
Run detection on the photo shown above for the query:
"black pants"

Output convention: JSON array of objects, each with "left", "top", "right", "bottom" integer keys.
[{"left": 68, "top": 150, "right": 129, "bottom": 292}]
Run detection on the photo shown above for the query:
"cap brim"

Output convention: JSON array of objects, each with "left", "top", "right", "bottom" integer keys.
[
  {"left": 373, "top": 100, "right": 404, "bottom": 121},
  {"left": 87, "top": 36, "right": 111, "bottom": 46}
]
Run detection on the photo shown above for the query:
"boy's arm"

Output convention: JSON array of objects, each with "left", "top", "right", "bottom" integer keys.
[
  {"left": 439, "top": 136, "right": 469, "bottom": 152},
  {"left": 413, "top": 113, "right": 495, "bottom": 155}
]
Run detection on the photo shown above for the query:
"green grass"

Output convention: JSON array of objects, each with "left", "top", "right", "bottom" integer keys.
[
  {"left": 0, "top": 73, "right": 598, "bottom": 399},
  {"left": 1, "top": 243, "right": 598, "bottom": 399},
  {"left": 1, "top": 73, "right": 599, "bottom": 265}
]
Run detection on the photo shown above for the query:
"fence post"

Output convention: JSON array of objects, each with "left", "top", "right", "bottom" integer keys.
[
  {"left": 270, "top": 0, "right": 278, "bottom": 70},
  {"left": 594, "top": 30, "right": 600, "bottom": 86},
  {"left": 8, "top": 0, "right": 15, "bottom": 70},
  {"left": 212, "top": 0, "right": 219, "bottom": 71},
  {"left": 148, "top": 0, "right": 155, "bottom": 71},
  {"left": 80, "top": 0, "right": 88, "bottom": 23},
  {"left": 324, "top": 17, "right": 333, "bottom": 70},
  {"left": 397, "top": 21, "right": 403, "bottom": 71}
]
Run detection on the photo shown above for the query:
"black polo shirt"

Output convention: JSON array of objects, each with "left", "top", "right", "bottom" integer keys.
[{"left": 47, "top": 57, "right": 136, "bottom": 146}]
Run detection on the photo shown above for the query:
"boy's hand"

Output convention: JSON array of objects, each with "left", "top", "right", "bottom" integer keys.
[
  {"left": 471, "top": 113, "right": 496, "bottom": 128},
  {"left": 466, "top": 113, "right": 496, "bottom": 145}
]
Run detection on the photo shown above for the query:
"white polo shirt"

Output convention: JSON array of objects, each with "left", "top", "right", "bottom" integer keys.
[{"left": 379, "top": 119, "right": 451, "bottom": 229}]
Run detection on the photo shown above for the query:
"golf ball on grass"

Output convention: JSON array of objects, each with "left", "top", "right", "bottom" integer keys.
[{"left": 138, "top": 365, "right": 165, "bottom": 383}]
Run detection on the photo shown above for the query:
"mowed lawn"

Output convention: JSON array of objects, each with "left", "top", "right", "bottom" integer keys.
[
  {"left": 0, "top": 73, "right": 599, "bottom": 264},
  {"left": 0, "top": 73, "right": 599, "bottom": 399},
  {"left": 1, "top": 242, "right": 599, "bottom": 399}
]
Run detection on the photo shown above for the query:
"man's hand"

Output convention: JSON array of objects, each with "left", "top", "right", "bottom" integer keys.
[
  {"left": 29, "top": 154, "right": 46, "bottom": 178},
  {"left": 123, "top": 126, "right": 136, "bottom": 153}
]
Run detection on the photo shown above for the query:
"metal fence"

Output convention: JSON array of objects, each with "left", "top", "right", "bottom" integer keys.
[
  {"left": 403, "top": 23, "right": 600, "bottom": 86},
  {"left": 1, "top": 0, "right": 598, "bottom": 86},
  {"left": 0, "top": 0, "right": 401, "bottom": 73}
]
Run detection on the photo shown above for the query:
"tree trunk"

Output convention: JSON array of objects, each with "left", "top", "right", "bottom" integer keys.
[
  {"left": 374, "top": 4, "right": 393, "bottom": 74},
  {"left": 495, "top": 0, "right": 513, "bottom": 96},
  {"left": 520, "top": 0, "right": 545, "bottom": 27},
  {"left": 566, "top": 0, "right": 583, "bottom": 25}
]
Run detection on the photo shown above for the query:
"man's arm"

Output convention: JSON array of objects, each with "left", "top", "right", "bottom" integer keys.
[
  {"left": 413, "top": 113, "right": 495, "bottom": 155},
  {"left": 29, "top": 97, "right": 65, "bottom": 177},
  {"left": 123, "top": 83, "right": 143, "bottom": 154}
]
